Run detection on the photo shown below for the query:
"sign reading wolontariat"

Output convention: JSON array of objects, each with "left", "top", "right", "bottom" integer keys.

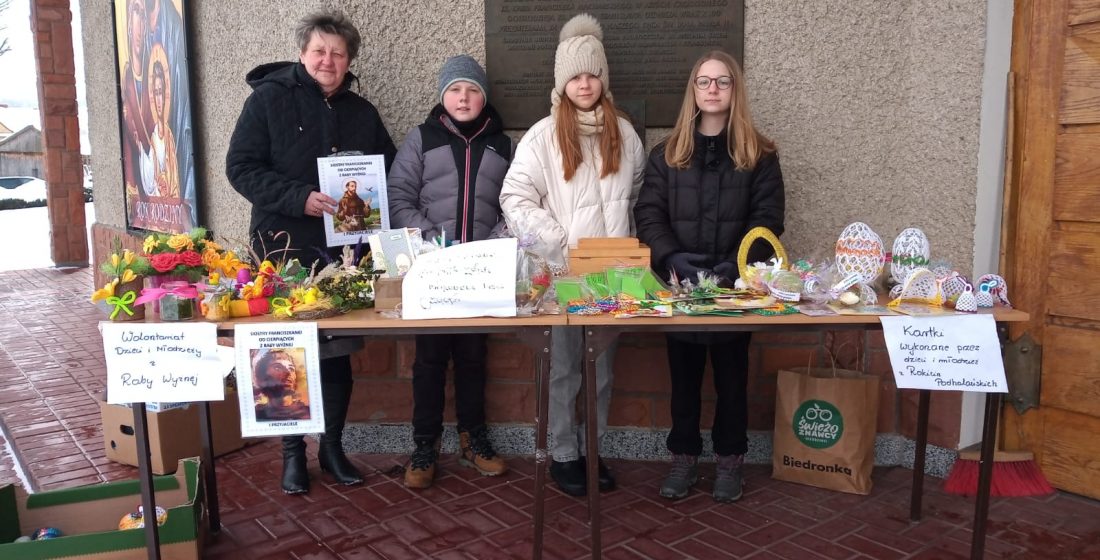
[{"left": 486, "top": 0, "right": 745, "bottom": 127}]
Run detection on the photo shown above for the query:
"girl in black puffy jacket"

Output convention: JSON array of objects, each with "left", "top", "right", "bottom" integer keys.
[{"left": 634, "top": 50, "right": 785, "bottom": 503}]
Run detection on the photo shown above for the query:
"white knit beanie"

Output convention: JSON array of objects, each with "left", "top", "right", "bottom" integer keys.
[{"left": 554, "top": 14, "right": 609, "bottom": 97}]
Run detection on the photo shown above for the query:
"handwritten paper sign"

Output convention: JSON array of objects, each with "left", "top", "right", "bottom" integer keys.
[
  {"left": 102, "top": 322, "right": 224, "bottom": 404},
  {"left": 401, "top": 238, "right": 518, "bottom": 320},
  {"left": 234, "top": 323, "right": 324, "bottom": 437},
  {"left": 879, "top": 315, "right": 1007, "bottom": 392}
]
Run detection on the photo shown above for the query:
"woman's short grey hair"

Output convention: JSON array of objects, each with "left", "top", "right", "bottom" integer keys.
[{"left": 295, "top": 10, "right": 361, "bottom": 60}]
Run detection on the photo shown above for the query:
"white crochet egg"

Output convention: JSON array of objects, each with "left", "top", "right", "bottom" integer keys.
[
  {"left": 890, "top": 228, "right": 930, "bottom": 284},
  {"left": 835, "top": 222, "right": 885, "bottom": 284}
]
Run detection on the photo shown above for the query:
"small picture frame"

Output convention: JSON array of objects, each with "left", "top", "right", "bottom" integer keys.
[{"left": 234, "top": 322, "right": 324, "bottom": 437}]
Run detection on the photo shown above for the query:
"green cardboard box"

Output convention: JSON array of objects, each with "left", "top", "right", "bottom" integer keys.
[{"left": 0, "top": 458, "right": 204, "bottom": 559}]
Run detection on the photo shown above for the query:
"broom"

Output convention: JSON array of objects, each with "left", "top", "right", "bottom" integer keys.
[
  {"left": 942, "top": 411, "right": 1054, "bottom": 497},
  {"left": 943, "top": 72, "right": 1053, "bottom": 498}
]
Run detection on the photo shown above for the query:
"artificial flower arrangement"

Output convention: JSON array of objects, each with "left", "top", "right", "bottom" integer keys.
[
  {"left": 297, "top": 244, "right": 379, "bottom": 317},
  {"left": 90, "top": 239, "right": 154, "bottom": 321},
  {"left": 141, "top": 227, "right": 223, "bottom": 281}
]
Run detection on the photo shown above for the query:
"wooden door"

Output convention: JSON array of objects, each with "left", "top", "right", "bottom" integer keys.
[{"left": 1003, "top": 0, "right": 1100, "bottom": 499}]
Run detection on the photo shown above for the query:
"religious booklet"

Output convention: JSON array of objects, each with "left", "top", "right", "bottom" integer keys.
[
  {"left": 317, "top": 153, "right": 389, "bottom": 247},
  {"left": 234, "top": 322, "right": 324, "bottom": 437}
]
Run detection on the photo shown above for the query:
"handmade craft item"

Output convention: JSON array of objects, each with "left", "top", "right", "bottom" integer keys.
[
  {"left": 890, "top": 227, "right": 930, "bottom": 284},
  {"left": 976, "top": 290, "right": 994, "bottom": 308},
  {"left": 955, "top": 285, "right": 978, "bottom": 313},
  {"left": 118, "top": 505, "right": 168, "bottom": 530},
  {"left": 975, "top": 274, "right": 1011, "bottom": 306},
  {"left": 888, "top": 267, "right": 942, "bottom": 307},
  {"left": 835, "top": 222, "right": 885, "bottom": 283},
  {"left": 91, "top": 241, "right": 153, "bottom": 322},
  {"left": 737, "top": 226, "right": 787, "bottom": 280},
  {"left": 31, "top": 527, "right": 62, "bottom": 540},
  {"left": 939, "top": 272, "right": 971, "bottom": 303}
]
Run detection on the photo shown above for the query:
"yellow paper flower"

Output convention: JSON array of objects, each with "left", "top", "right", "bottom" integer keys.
[
  {"left": 142, "top": 235, "right": 157, "bottom": 254},
  {"left": 120, "top": 269, "right": 137, "bottom": 283},
  {"left": 90, "top": 279, "right": 119, "bottom": 303},
  {"left": 123, "top": 250, "right": 135, "bottom": 266},
  {"left": 167, "top": 234, "right": 194, "bottom": 252},
  {"left": 110, "top": 253, "right": 121, "bottom": 268},
  {"left": 218, "top": 251, "right": 245, "bottom": 276}
]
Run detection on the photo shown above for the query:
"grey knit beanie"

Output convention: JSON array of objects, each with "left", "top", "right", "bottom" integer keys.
[
  {"left": 554, "top": 14, "right": 609, "bottom": 96},
  {"left": 438, "top": 55, "right": 489, "bottom": 103}
]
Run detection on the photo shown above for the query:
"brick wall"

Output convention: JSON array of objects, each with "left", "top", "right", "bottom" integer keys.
[
  {"left": 31, "top": 0, "right": 87, "bottom": 267},
  {"left": 91, "top": 223, "right": 963, "bottom": 449}
]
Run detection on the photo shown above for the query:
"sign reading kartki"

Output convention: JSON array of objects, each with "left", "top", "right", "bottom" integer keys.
[
  {"left": 879, "top": 315, "right": 1007, "bottom": 392},
  {"left": 401, "top": 238, "right": 518, "bottom": 320},
  {"left": 102, "top": 322, "right": 224, "bottom": 404}
]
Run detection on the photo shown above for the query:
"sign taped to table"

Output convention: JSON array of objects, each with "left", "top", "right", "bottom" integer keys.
[
  {"left": 234, "top": 322, "right": 324, "bottom": 436},
  {"left": 879, "top": 314, "right": 1007, "bottom": 392},
  {"left": 102, "top": 322, "right": 225, "bottom": 404}
]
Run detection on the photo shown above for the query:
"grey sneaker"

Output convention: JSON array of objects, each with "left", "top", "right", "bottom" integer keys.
[
  {"left": 713, "top": 454, "right": 744, "bottom": 503},
  {"left": 659, "top": 454, "right": 699, "bottom": 499}
]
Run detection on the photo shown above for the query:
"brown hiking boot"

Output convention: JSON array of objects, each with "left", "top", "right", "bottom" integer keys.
[
  {"left": 404, "top": 439, "right": 439, "bottom": 489},
  {"left": 458, "top": 427, "right": 507, "bottom": 476}
]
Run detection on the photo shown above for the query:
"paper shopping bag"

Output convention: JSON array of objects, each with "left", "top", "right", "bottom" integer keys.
[{"left": 772, "top": 366, "right": 879, "bottom": 494}]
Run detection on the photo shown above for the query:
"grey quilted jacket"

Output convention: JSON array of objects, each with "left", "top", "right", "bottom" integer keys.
[{"left": 387, "top": 104, "right": 512, "bottom": 243}]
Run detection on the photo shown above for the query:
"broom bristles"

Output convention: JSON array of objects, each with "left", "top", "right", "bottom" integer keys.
[{"left": 943, "top": 457, "right": 1055, "bottom": 497}]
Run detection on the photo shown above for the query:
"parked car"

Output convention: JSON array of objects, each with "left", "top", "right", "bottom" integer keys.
[{"left": 0, "top": 177, "right": 48, "bottom": 203}]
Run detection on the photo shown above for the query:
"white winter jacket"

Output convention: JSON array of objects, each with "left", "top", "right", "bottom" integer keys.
[{"left": 499, "top": 114, "right": 646, "bottom": 270}]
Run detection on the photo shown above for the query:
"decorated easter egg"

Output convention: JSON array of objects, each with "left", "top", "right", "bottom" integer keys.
[
  {"left": 119, "top": 505, "right": 168, "bottom": 530},
  {"left": 890, "top": 228, "right": 930, "bottom": 284},
  {"left": 32, "top": 527, "right": 62, "bottom": 540},
  {"left": 835, "top": 222, "right": 885, "bottom": 284}
]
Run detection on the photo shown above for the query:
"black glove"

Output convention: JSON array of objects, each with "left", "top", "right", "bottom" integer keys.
[
  {"left": 712, "top": 261, "right": 738, "bottom": 287},
  {"left": 666, "top": 252, "right": 708, "bottom": 282}
]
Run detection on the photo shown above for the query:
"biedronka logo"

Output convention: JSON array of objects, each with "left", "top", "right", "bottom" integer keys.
[{"left": 793, "top": 400, "right": 843, "bottom": 449}]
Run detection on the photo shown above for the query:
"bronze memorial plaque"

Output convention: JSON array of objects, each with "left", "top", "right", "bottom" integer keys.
[{"left": 486, "top": 0, "right": 744, "bottom": 128}]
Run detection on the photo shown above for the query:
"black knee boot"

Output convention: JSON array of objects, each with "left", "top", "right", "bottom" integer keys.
[
  {"left": 318, "top": 381, "right": 363, "bottom": 485},
  {"left": 281, "top": 435, "right": 309, "bottom": 494}
]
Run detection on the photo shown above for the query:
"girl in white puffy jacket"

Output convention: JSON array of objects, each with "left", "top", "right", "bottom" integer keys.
[{"left": 499, "top": 13, "right": 646, "bottom": 497}]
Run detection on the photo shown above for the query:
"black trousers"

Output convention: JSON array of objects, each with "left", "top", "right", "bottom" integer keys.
[
  {"left": 665, "top": 333, "right": 751, "bottom": 457},
  {"left": 320, "top": 354, "right": 353, "bottom": 384},
  {"left": 411, "top": 333, "right": 488, "bottom": 442}
]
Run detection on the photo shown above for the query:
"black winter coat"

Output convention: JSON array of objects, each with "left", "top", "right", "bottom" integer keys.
[
  {"left": 226, "top": 62, "right": 397, "bottom": 264},
  {"left": 635, "top": 130, "right": 785, "bottom": 283}
]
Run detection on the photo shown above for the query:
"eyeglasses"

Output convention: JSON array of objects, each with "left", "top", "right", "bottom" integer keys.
[{"left": 694, "top": 76, "right": 733, "bottom": 90}]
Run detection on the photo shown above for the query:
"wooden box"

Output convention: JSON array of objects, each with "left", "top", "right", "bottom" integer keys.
[{"left": 567, "top": 237, "right": 651, "bottom": 275}]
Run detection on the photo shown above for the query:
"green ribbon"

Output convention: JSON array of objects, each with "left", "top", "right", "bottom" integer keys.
[{"left": 106, "top": 291, "right": 138, "bottom": 320}]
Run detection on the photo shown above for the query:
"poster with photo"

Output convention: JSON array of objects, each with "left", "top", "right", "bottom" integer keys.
[
  {"left": 112, "top": 0, "right": 199, "bottom": 233},
  {"left": 318, "top": 154, "right": 389, "bottom": 247},
  {"left": 234, "top": 322, "right": 324, "bottom": 437}
]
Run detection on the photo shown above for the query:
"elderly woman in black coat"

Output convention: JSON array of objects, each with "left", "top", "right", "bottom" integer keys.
[{"left": 226, "top": 10, "right": 396, "bottom": 495}]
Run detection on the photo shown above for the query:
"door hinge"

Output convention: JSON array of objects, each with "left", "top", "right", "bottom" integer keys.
[{"left": 1003, "top": 331, "right": 1041, "bottom": 414}]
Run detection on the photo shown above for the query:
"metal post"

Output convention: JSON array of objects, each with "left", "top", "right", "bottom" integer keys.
[
  {"left": 131, "top": 402, "right": 161, "bottom": 560},
  {"left": 197, "top": 401, "right": 220, "bottom": 534},
  {"left": 910, "top": 390, "right": 931, "bottom": 521},
  {"left": 971, "top": 392, "right": 1002, "bottom": 559}
]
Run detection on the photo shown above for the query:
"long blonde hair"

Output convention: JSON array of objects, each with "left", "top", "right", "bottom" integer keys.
[
  {"left": 554, "top": 93, "right": 623, "bottom": 182},
  {"left": 664, "top": 51, "right": 775, "bottom": 170}
]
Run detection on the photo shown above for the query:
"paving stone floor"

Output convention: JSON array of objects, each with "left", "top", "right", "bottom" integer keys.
[{"left": 1, "top": 267, "right": 1099, "bottom": 559}]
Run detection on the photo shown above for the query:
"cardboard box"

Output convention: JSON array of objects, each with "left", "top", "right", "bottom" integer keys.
[
  {"left": 0, "top": 458, "right": 204, "bottom": 559},
  {"left": 568, "top": 237, "right": 650, "bottom": 275},
  {"left": 101, "top": 396, "right": 245, "bottom": 475},
  {"left": 374, "top": 276, "right": 403, "bottom": 312}
]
